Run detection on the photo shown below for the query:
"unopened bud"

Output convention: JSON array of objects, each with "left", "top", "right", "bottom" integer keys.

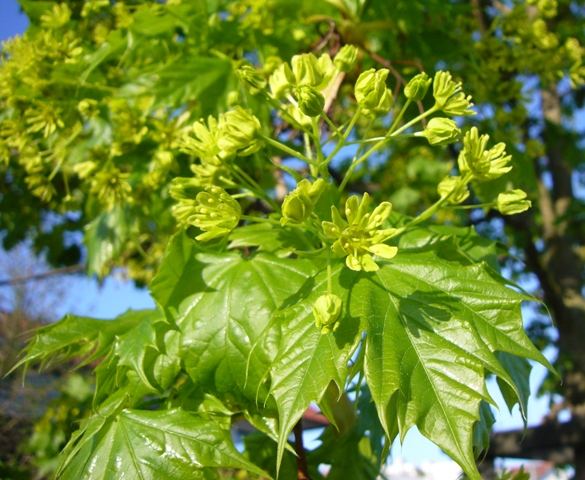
[
  {"left": 404, "top": 72, "right": 432, "bottom": 102},
  {"left": 355, "top": 68, "right": 393, "bottom": 114},
  {"left": 291, "top": 53, "right": 324, "bottom": 87},
  {"left": 237, "top": 63, "right": 266, "bottom": 94},
  {"left": 281, "top": 179, "right": 326, "bottom": 225},
  {"left": 218, "top": 107, "right": 262, "bottom": 156},
  {"left": 334, "top": 45, "right": 358, "bottom": 72},
  {"left": 415, "top": 117, "right": 461, "bottom": 146},
  {"left": 297, "top": 86, "right": 325, "bottom": 117},
  {"left": 313, "top": 293, "right": 342, "bottom": 334},
  {"left": 497, "top": 189, "right": 531, "bottom": 215},
  {"left": 437, "top": 176, "right": 469, "bottom": 204}
]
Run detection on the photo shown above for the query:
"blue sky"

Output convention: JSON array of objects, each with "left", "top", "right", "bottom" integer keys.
[{"left": 0, "top": 0, "right": 555, "bottom": 470}]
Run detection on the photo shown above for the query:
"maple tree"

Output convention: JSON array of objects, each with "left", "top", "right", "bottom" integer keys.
[{"left": 2, "top": 0, "right": 584, "bottom": 478}]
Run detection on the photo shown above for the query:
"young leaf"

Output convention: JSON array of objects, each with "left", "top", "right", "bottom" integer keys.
[
  {"left": 354, "top": 243, "right": 550, "bottom": 479},
  {"left": 85, "top": 206, "right": 134, "bottom": 278},
  {"left": 14, "top": 310, "right": 143, "bottom": 371},
  {"left": 151, "top": 233, "right": 318, "bottom": 404},
  {"left": 56, "top": 409, "right": 267, "bottom": 479},
  {"left": 269, "top": 265, "right": 362, "bottom": 468}
]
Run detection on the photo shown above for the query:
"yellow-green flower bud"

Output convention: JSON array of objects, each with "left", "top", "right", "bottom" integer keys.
[
  {"left": 291, "top": 53, "right": 324, "bottom": 87},
  {"left": 190, "top": 186, "right": 241, "bottom": 241},
  {"left": 41, "top": 3, "right": 71, "bottom": 29},
  {"left": 334, "top": 45, "right": 359, "bottom": 72},
  {"left": 432, "top": 71, "right": 474, "bottom": 116},
  {"left": 281, "top": 179, "right": 326, "bottom": 225},
  {"left": 457, "top": 127, "right": 512, "bottom": 181},
  {"left": 437, "top": 176, "right": 469, "bottom": 204},
  {"left": 169, "top": 177, "right": 200, "bottom": 201},
  {"left": 313, "top": 293, "right": 342, "bottom": 334},
  {"left": 404, "top": 72, "right": 432, "bottom": 102},
  {"left": 415, "top": 117, "right": 461, "bottom": 146},
  {"left": 355, "top": 68, "right": 393, "bottom": 114},
  {"left": 181, "top": 116, "right": 221, "bottom": 160},
  {"left": 301, "top": 177, "right": 326, "bottom": 200},
  {"left": 532, "top": 19, "right": 558, "bottom": 50},
  {"left": 218, "top": 107, "right": 262, "bottom": 156},
  {"left": 281, "top": 193, "right": 312, "bottom": 225},
  {"left": 269, "top": 63, "right": 294, "bottom": 99},
  {"left": 237, "top": 63, "right": 266, "bottom": 94},
  {"left": 496, "top": 189, "right": 531, "bottom": 215},
  {"left": 77, "top": 99, "right": 99, "bottom": 118},
  {"left": 296, "top": 86, "right": 325, "bottom": 117},
  {"left": 73, "top": 161, "right": 97, "bottom": 179}
]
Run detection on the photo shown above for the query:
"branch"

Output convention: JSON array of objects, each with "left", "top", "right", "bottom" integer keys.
[
  {"left": 293, "top": 420, "right": 310, "bottom": 480},
  {"left": 471, "top": 0, "right": 488, "bottom": 35},
  {"left": 0, "top": 264, "right": 84, "bottom": 287}
]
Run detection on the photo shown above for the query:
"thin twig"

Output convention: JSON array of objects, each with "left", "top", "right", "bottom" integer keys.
[{"left": 0, "top": 264, "right": 84, "bottom": 287}]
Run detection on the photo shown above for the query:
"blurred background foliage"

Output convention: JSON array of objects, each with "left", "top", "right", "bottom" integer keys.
[{"left": 1, "top": 0, "right": 584, "bottom": 477}]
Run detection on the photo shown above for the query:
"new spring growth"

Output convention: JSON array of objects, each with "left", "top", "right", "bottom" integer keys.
[
  {"left": 432, "top": 71, "right": 475, "bottom": 116},
  {"left": 292, "top": 53, "right": 326, "bottom": 87},
  {"left": 77, "top": 99, "right": 99, "bottom": 119},
  {"left": 322, "top": 193, "right": 398, "bottom": 272},
  {"left": 169, "top": 176, "right": 200, "bottom": 202},
  {"left": 236, "top": 63, "right": 267, "bottom": 94},
  {"left": 281, "top": 178, "right": 326, "bottom": 225},
  {"left": 269, "top": 63, "right": 294, "bottom": 99},
  {"left": 437, "top": 176, "right": 470, "bottom": 204},
  {"left": 415, "top": 117, "right": 461, "bottom": 146},
  {"left": 182, "top": 116, "right": 222, "bottom": 161},
  {"left": 217, "top": 107, "right": 262, "bottom": 156},
  {"left": 313, "top": 293, "right": 342, "bottom": 334},
  {"left": 497, "top": 189, "right": 531, "bottom": 215},
  {"left": 296, "top": 86, "right": 325, "bottom": 117},
  {"left": 458, "top": 127, "right": 512, "bottom": 181},
  {"left": 354, "top": 68, "right": 393, "bottom": 115},
  {"left": 334, "top": 45, "right": 359, "bottom": 73},
  {"left": 269, "top": 53, "right": 335, "bottom": 117},
  {"left": 172, "top": 186, "right": 241, "bottom": 241},
  {"left": 182, "top": 108, "right": 262, "bottom": 160},
  {"left": 404, "top": 72, "right": 432, "bottom": 102}
]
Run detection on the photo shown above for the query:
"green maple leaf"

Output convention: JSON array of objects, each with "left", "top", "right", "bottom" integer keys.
[
  {"left": 150, "top": 233, "right": 318, "bottom": 405},
  {"left": 267, "top": 232, "right": 549, "bottom": 478},
  {"left": 15, "top": 308, "right": 178, "bottom": 399},
  {"left": 56, "top": 408, "right": 267, "bottom": 479},
  {"left": 353, "top": 239, "right": 551, "bottom": 479},
  {"left": 269, "top": 265, "right": 362, "bottom": 468}
]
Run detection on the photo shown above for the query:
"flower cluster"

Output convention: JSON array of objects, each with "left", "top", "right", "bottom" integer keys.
[
  {"left": 322, "top": 194, "right": 398, "bottom": 272},
  {"left": 458, "top": 127, "right": 512, "bottom": 181},
  {"left": 269, "top": 47, "right": 358, "bottom": 123},
  {"left": 181, "top": 107, "right": 262, "bottom": 162},
  {"left": 354, "top": 68, "right": 393, "bottom": 115},
  {"left": 171, "top": 186, "right": 241, "bottom": 242},
  {"left": 178, "top": 107, "right": 262, "bottom": 188},
  {"left": 432, "top": 71, "right": 475, "bottom": 116}
]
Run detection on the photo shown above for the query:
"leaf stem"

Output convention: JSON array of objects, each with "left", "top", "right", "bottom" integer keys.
[
  {"left": 232, "top": 165, "right": 278, "bottom": 210},
  {"left": 338, "top": 137, "right": 388, "bottom": 192},
  {"left": 389, "top": 105, "right": 438, "bottom": 138},
  {"left": 337, "top": 106, "right": 438, "bottom": 192},
  {"left": 389, "top": 172, "right": 473, "bottom": 238},
  {"left": 262, "top": 135, "right": 312, "bottom": 164},
  {"left": 388, "top": 99, "right": 412, "bottom": 135},
  {"left": 323, "top": 107, "right": 361, "bottom": 167}
]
